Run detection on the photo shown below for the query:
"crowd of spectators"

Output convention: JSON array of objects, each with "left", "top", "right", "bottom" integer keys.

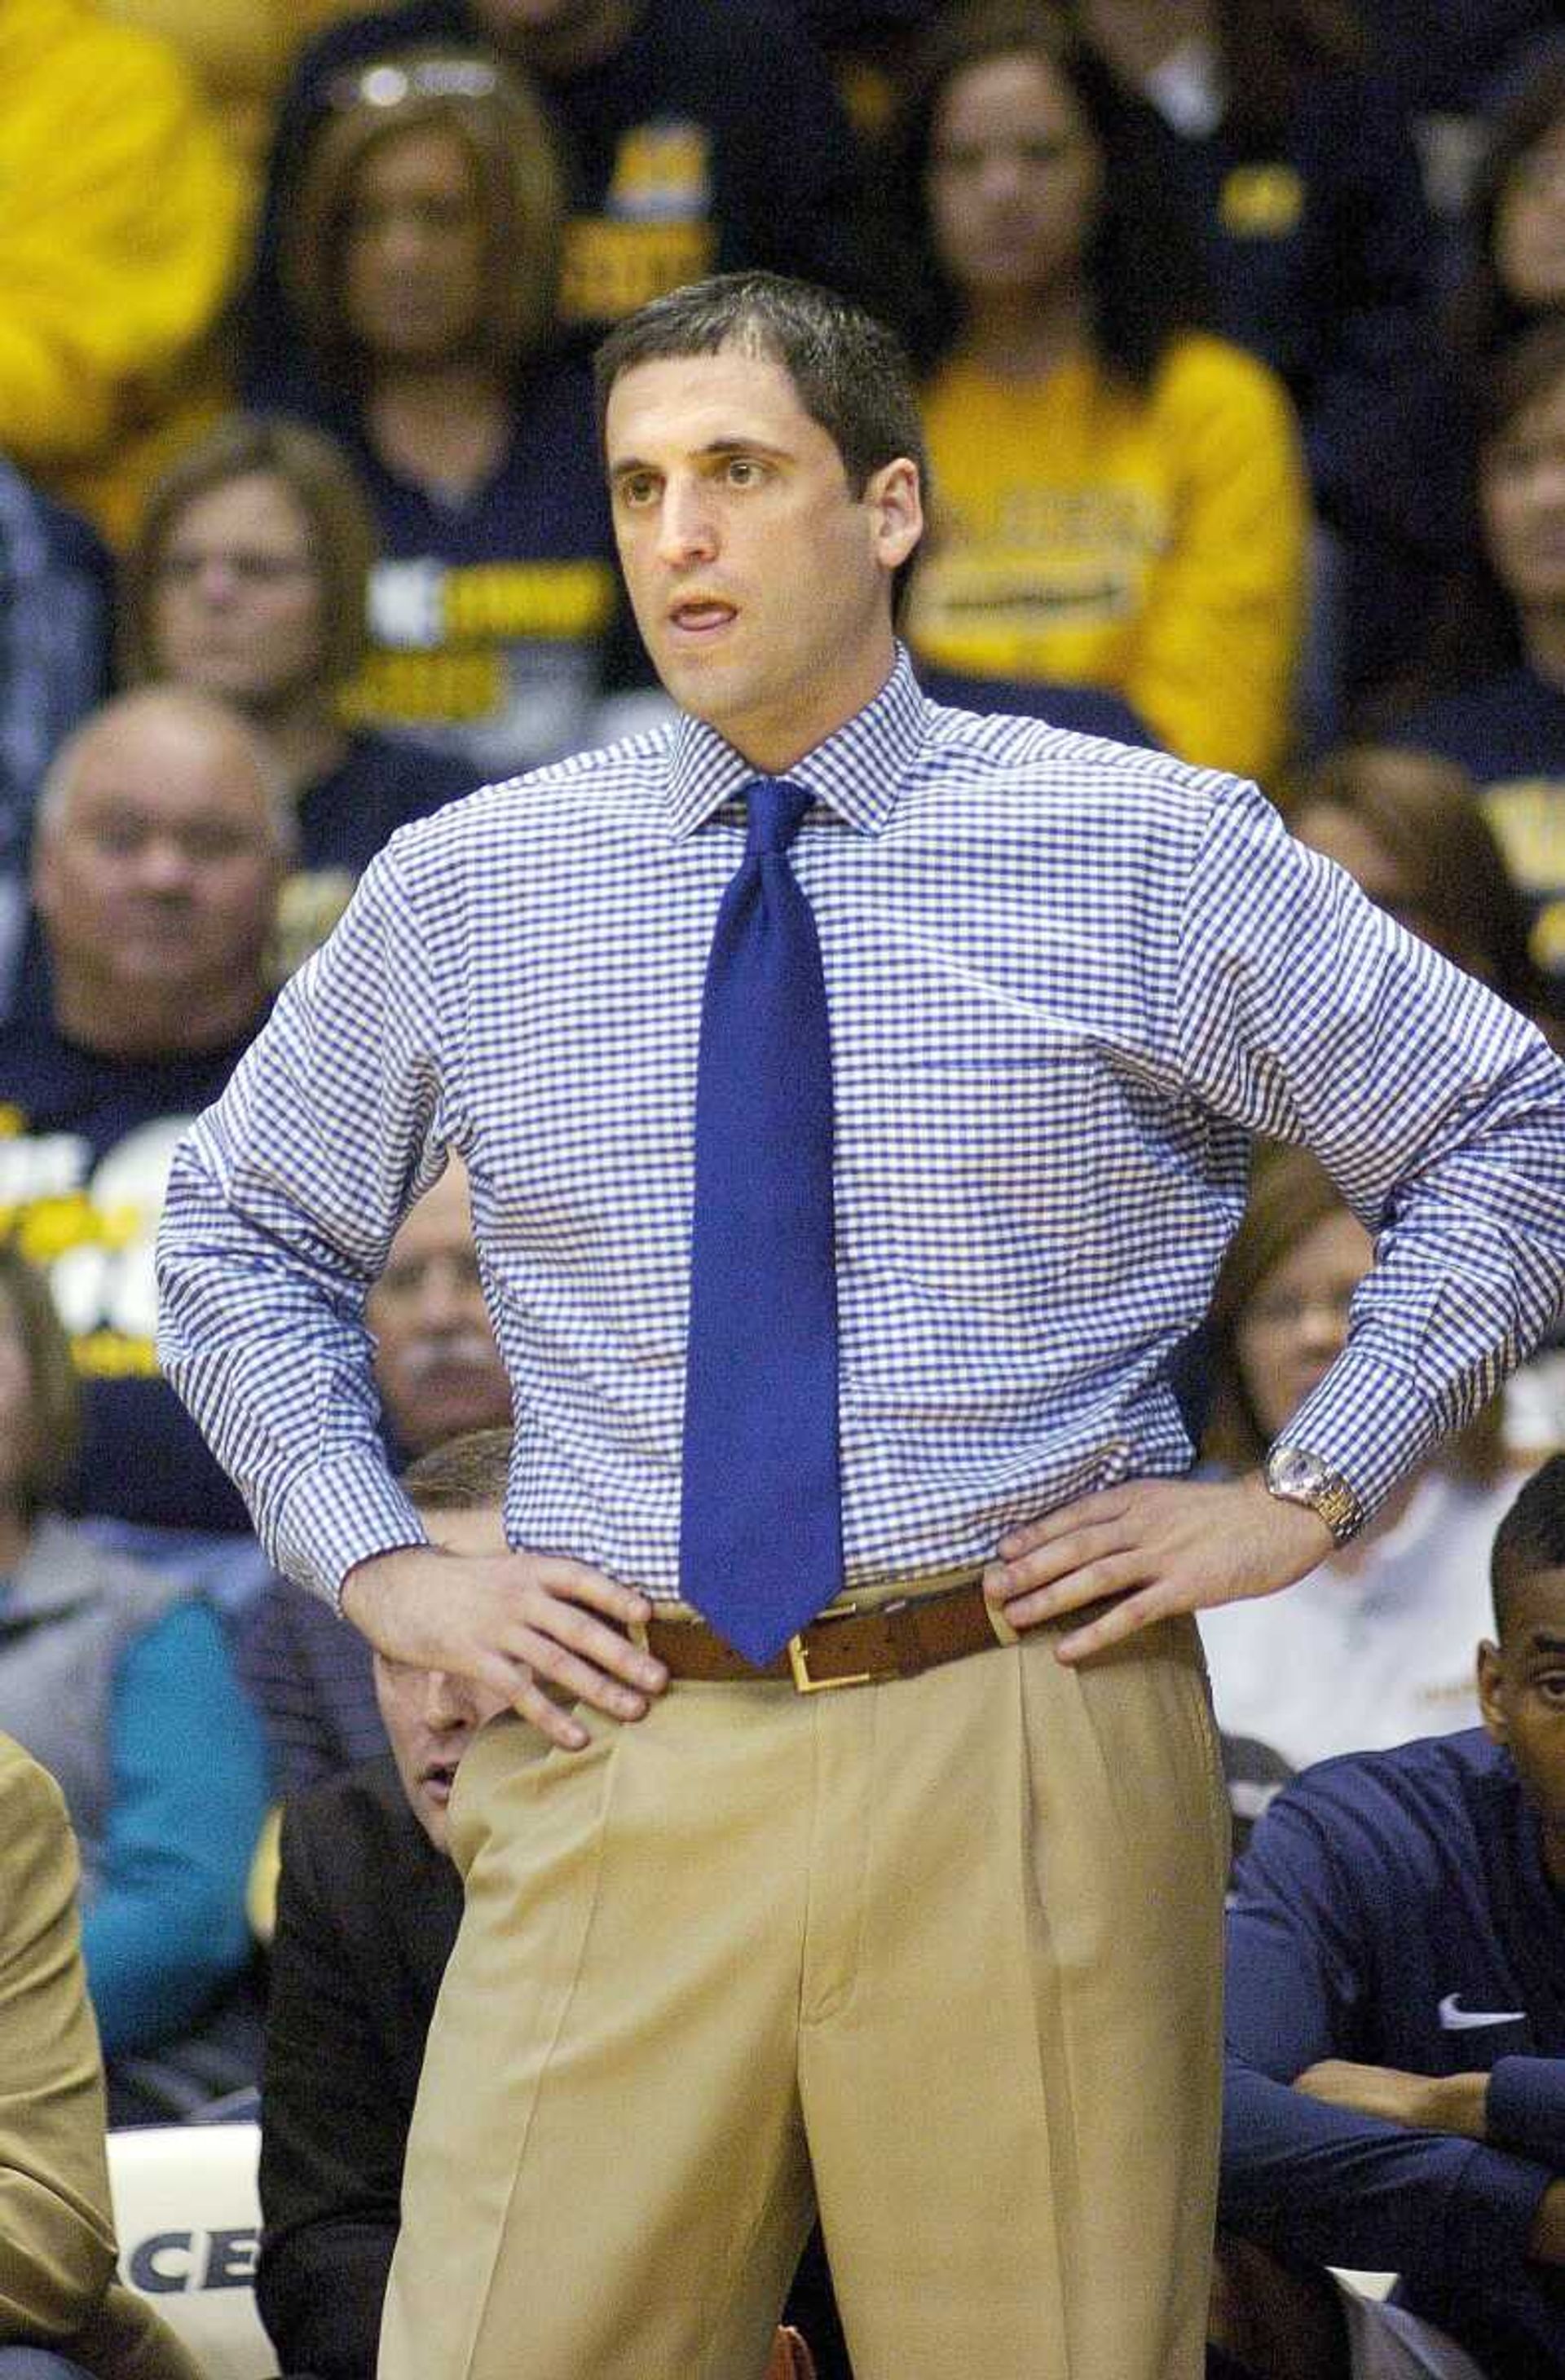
[{"left": 4, "top": 2, "right": 1565, "bottom": 2377}]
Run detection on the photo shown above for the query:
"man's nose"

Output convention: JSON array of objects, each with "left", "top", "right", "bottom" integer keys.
[
  {"left": 192, "top": 557, "right": 243, "bottom": 606},
  {"left": 411, "top": 1255, "right": 472, "bottom": 1329},
  {"left": 134, "top": 834, "right": 196, "bottom": 894},
  {"left": 657, "top": 477, "right": 719, "bottom": 568},
  {"left": 425, "top": 1671, "right": 472, "bottom": 1731},
  {"left": 976, "top": 148, "right": 1026, "bottom": 205}
]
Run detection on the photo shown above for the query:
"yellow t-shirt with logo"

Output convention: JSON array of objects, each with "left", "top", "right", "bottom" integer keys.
[{"left": 909, "top": 334, "right": 1308, "bottom": 781}]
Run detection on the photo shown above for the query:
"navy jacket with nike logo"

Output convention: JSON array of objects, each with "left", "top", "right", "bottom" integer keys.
[{"left": 1222, "top": 1727, "right": 1565, "bottom": 2374}]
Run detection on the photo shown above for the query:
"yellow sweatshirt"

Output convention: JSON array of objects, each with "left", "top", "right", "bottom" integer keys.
[
  {"left": 0, "top": 0, "right": 244, "bottom": 544},
  {"left": 104, "top": 0, "right": 368, "bottom": 186},
  {"left": 909, "top": 333, "right": 1308, "bottom": 782}
]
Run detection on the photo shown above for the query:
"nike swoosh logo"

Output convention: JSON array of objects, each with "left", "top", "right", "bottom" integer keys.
[{"left": 1438, "top": 1993, "right": 1526, "bottom": 2030}]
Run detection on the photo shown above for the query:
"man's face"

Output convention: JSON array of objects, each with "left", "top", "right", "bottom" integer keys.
[
  {"left": 605, "top": 344, "right": 922, "bottom": 772},
  {"left": 368, "top": 1161, "right": 510, "bottom": 1455},
  {"left": 33, "top": 708, "right": 283, "bottom": 1021},
  {"left": 374, "top": 1501, "right": 510, "bottom": 1849},
  {"left": 1480, "top": 372, "right": 1565, "bottom": 617},
  {"left": 152, "top": 472, "right": 327, "bottom": 716},
  {"left": 342, "top": 125, "right": 490, "bottom": 368},
  {"left": 1479, "top": 1562, "right": 1565, "bottom": 1871}
]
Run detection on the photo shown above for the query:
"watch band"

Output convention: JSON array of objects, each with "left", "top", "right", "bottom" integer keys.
[{"left": 1263, "top": 1444, "right": 1364, "bottom": 1546}]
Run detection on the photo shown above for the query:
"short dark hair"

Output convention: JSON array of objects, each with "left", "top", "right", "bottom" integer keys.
[
  {"left": 593, "top": 271, "right": 928, "bottom": 618},
  {"left": 401, "top": 1426, "right": 512, "bottom": 1511},
  {"left": 1492, "top": 1455, "right": 1565, "bottom": 1636}
]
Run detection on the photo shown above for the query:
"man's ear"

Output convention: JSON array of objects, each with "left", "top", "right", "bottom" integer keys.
[
  {"left": 1477, "top": 1638, "right": 1507, "bottom": 1743},
  {"left": 866, "top": 456, "right": 924, "bottom": 575}
]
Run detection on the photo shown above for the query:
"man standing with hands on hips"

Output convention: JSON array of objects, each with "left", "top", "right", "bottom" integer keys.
[{"left": 156, "top": 271, "right": 1565, "bottom": 2380}]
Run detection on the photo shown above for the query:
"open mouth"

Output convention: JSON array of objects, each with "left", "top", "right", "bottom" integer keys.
[
  {"left": 668, "top": 597, "right": 737, "bottom": 637},
  {"left": 422, "top": 1761, "right": 458, "bottom": 1800}
]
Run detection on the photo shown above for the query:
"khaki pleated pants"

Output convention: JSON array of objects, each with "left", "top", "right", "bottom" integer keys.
[{"left": 379, "top": 1613, "right": 1228, "bottom": 2380}]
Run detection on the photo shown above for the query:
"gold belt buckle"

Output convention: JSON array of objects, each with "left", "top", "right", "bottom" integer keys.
[{"left": 787, "top": 1602, "right": 878, "bottom": 1694}]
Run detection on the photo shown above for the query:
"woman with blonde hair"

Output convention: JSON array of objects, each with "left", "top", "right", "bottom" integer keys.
[
  {"left": 272, "top": 50, "right": 630, "bottom": 779},
  {"left": 123, "top": 412, "right": 475, "bottom": 974}
]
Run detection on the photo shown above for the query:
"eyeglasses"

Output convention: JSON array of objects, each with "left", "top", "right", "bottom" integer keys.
[
  {"left": 156, "top": 550, "right": 318, "bottom": 590},
  {"left": 326, "top": 55, "right": 501, "bottom": 113},
  {"left": 930, "top": 133, "right": 1087, "bottom": 177}
]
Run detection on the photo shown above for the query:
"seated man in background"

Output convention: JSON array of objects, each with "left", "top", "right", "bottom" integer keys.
[
  {"left": 0, "top": 1728, "right": 201, "bottom": 2380},
  {"left": 0, "top": 683, "right": 289, "bottom": 1617},
  {"left": 237, "top": 1153, "right": 511, "bottom": 1796},
  {"left": 1215, "top": 1454, "right": 1565, "bottom": 2379},
  {"left": 258, "top": 1429, "right": 827, "bottom": 2380}
]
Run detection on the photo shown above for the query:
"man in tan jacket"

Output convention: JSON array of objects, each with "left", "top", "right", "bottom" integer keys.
[{"left": 0, "top": 1731, "right": 201, "bottom": 2380}]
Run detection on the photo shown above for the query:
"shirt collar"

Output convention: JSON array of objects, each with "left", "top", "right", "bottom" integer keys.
[{"left": 661, "top": 645, "right": 928, "bottom": 840}]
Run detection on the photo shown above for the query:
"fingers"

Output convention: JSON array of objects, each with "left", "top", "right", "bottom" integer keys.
[
  {"left": 522, "top": 1556, "right": 656, "bottom": 1630},
  {"left": 496, "top": 1569, "right": 670, "bottom": 1752},
  {"left": 513, "top": 1612, "right": 663, "bottom": 1717},
  {"left": 996, "top": 1492, "right": 1132, "bottom": 1559},
  {"left": 1055, "top": 1585, "right": 1171, "bottom": 1664},
  {"left": 986, "top": 1518, "right": 1138, "bottom": 1608},
  {"left": 511, "top": 1674, "right": 594, "bottom": 1752}
]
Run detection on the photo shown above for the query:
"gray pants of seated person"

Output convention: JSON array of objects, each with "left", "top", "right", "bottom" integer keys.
[{"left": 0, "top": 2353, "right": 95, "bottom": 2378}]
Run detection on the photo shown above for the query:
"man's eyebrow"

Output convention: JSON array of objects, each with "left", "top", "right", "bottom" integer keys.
[
  {"left": 609, "top": 438, "right": 793, "bottom": 477},
  {"left": 1524, "top": 1631, "right": 1565, "bottom": 1655}
]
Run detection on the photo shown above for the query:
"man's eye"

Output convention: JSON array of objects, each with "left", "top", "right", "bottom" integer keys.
[
  {"left": 618, "top": 475, "right": 657, "bottom": 507},
  {"left": 725, "top": 459, "right": 761, "bottom": 487}
]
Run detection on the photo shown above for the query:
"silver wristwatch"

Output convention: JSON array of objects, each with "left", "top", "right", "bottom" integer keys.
[{"left": 1263, "top": 1443, "right": 1363, "bottom": 1546}]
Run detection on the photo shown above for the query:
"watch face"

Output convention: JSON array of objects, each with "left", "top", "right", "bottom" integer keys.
[{"left": 1267, "top": 1446, "right": 1321, "bottom": 1499}]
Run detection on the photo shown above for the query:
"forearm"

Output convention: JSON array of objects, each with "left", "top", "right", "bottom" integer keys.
[
  {"left": 1294, "top": 2060, "right": 1489, "bottom": 2142},
  {"left": 1303, "top": 2065, "right": 1565, "bottom": 2268},
  {"left": 1177, "top": 779, "right": 1565, "bottom": 1518},
  {"left": 1221, "top": 2058, "right": 1553, "bottom": 2288}
]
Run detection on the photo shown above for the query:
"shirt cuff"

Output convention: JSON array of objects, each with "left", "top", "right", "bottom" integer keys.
[
  {"left": 272, "top": 1451, "right": 430, "bottom": 1609},
  {"left": 1488, "top": 2057, "right": 1565, "bottom": 2166},
  {"left": 1277, "top": 1338, "right": 1445, "bottom": 1520}
]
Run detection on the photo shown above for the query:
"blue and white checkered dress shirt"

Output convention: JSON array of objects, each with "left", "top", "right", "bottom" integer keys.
[{"left": 157, "top": 650, "right": 1565, "bottom": 1606}]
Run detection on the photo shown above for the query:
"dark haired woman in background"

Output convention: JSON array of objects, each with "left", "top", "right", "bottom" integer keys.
[
  {"left": 886, "top": 0, "right": 1307, "bottom": 779},
  {"left": 1382, "top": 315, "right": 1565, "bottom": 1022}
]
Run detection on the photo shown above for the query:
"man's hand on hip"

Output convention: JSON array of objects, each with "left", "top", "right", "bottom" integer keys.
[
  {"left": 340, "top": 1546, "right": 668, "bottom": 1750},
  {"left": 983, "top": 1472, "right": 1334, "bottom": 1664}
]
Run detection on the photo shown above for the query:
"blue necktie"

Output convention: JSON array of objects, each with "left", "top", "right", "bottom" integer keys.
[{"left": 679, "top": 778, "right": 844, "bottom": 1664}]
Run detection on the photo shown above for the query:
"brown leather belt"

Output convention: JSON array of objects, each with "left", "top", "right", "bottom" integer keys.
[{"left": 637, "top": 1572, "right": 1008, "bottom": 1694}]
